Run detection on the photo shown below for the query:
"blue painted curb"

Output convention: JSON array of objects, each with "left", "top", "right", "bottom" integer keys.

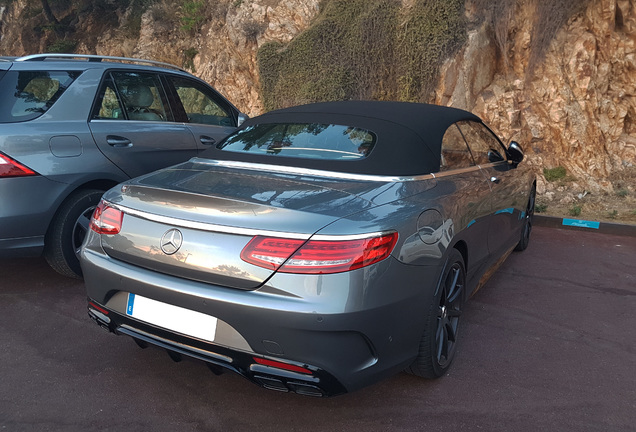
[
  {"left": 534, "top": 215, "right": 636, "bottom": 237},
  {"left": 562, "top": 218, "right": 600, "bottom": 229}
]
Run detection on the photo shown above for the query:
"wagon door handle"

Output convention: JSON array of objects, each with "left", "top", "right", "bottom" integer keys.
[
  {"left": 490, "top": 176, "right": 501, "bottom": 184},
  {"left": 106, "top": 136, "right": 133, "bottom": 148},
  {"left": 199, "top": 136, "right": 216, "bottom": 145}
]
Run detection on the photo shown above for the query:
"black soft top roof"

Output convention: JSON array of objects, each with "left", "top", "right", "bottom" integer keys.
[{"left": 203, "top": 101, "right": 481, "bottom": 176}]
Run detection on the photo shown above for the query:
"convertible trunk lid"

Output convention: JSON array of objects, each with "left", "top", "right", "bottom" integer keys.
[{"left": 98, "top": 162, "right": 382, "bottom": 289}]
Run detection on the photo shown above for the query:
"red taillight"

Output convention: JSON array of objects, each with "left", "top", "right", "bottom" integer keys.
[
  {"left": 240, "top": 237, "right": 305, "bottom": 270},
  {"left": 241, "top": 232, "right": 398, "bottom": 274},
  {"left": 89, "top": 200, "right": 123, "bottom": 235},
  {"left": 0, "top": 153, "right": 37, "bottom": 178},
  {"left": 253, "top": 357, "right": 312, "bottom": 375}
]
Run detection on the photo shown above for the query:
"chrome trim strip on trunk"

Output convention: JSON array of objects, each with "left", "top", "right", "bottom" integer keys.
[
  {"left": 111, "top": 204, "right": 395, "bottom": 242},
  {"left": 113, "top": 204, "right": 313, "bottom": 240},
  {"left": 311, "top": 231, "right": 397, "bottom": 241},
  {"left": 190, "top": 158, "right": 437, "bottom": 183}
]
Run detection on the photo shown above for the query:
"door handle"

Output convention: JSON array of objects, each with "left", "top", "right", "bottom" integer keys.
[
  {"left": 490, "top": 176, "right": 501, "bottom": 184},
  {"left": 199, "top": 135, "right": 216, "bottom": 145},
  {"left": 106, "top": 136, "right": 133, "bottom": 148}
]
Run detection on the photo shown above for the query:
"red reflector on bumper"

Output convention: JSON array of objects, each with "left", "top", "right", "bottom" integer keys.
[
  {"left": 253, "top": 357, "right": 312, "bottom": 375},
  {"left": 88, "top": 301, "right": 109, "bottom": 315}
]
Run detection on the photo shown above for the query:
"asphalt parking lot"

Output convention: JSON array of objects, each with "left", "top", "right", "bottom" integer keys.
[{"left": 1, "top": 226, "right": 635, "bottom": 432}]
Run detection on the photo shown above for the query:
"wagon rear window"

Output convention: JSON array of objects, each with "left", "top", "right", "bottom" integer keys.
[
  {"left": 0, "top": 71, "right": 80, "bottom": 123},
  {"left": 218, "top": 123, "right": 376, "bottom": 161}
]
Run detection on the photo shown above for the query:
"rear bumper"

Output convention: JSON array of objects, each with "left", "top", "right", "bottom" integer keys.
[
  {"left": 81, "top": 246, "right": 443, "bottom": 396},
  {"left": 0, "top": 176, "right": 68, "bottom": 256},
  {"left": 87, "top": 301, "right": 346, "bottom": 397}
]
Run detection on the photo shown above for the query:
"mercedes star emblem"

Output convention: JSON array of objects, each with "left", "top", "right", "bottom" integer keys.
[{"left": 160, "top": 229, "right": 183, "bottom": 255}]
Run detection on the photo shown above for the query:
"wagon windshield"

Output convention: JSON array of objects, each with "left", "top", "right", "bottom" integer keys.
[{"left": 217, "top": 123, "right": 376, "bottom": 161}]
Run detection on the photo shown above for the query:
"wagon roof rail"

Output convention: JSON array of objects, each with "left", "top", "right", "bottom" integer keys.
[{"left": 14, "top": 53, "right": 185, "bottom": 72}]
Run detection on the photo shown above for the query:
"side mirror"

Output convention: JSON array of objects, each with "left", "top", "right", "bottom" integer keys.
[
  {"left": 507, "top": 141, "right": 524, "bottom": 166},
  {"left": 488, "top": 149, "right": 505, "bottom": 163},
  {"left": 237, "top": 113, "right": 248, "bottom": 127}
]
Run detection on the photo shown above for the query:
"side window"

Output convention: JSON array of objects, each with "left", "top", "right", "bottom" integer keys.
[
  {"left": 93, "top": 72, "right": 168, "bottom": 121},
  {"left": 168, "top": 76, "right": 234, "bottom": 126},
  {"left": 440, "top": 123, "right": 474, "bottom": 171},
  {"left": 1, "top": 71, "right": 79, "bottom": 123},
  {"left": 93, "top": 75, "right": 123, "bottom": 119},
  {"left": 456, "top": 121, "right": 507, "bottom": 165}
]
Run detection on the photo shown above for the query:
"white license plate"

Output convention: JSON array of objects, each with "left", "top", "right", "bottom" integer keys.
[{"left": 126, "top": 293, "right": 217, "bottom": 342}]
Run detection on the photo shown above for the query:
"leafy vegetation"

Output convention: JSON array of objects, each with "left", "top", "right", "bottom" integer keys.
[
  {"left": 257, "top": 0, "right": 589, "bottom": 110},
  {"left": 568, "top": 205, "right": 582, "bottom": 217},
  {"left": 183, "top": 47, "right": 198, "bottom": 72},
  {"left": 543, "top": 166, "right": 567, "bottom": 182},
  {"left": 180, "top": 1, "right": 206, "bottom": 32},
  {"left": 47, "top": 39, "right": 77, "bottom": 53},
  {"left": 257, "top": 0, "right": 465, "bottom": 111}
]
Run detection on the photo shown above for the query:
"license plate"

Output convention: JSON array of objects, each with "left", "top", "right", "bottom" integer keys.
[{"left": 126, "top": 293, "right": 217, "bottom": 342}]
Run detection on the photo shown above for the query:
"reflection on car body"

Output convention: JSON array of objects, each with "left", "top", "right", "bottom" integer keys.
[{"left": 82, "top": 101, "right": 536, "bottom": 397}]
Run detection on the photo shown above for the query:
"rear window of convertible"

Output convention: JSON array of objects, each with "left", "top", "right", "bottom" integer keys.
[{"left": 217, "top": 123, "right": 376, "bottom": 160}]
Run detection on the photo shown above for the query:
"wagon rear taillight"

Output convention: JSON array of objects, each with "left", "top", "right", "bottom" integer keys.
[
  {"left": 241, "top": 232, "right": 398, "bottom": 274},
  {"left": 89, "top": 200, "right": 123, "bottom": 235},
  {"left": 0, "top": 152, "right": 37, "bottom": 178}
]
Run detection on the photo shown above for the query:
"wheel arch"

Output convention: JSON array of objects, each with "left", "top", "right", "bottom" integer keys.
[
  {"left": 44, "top": 178, "right": 121, "bottom": 238},
  {"left": 451, "top": 239, "right": 468, "bottom": 273}
]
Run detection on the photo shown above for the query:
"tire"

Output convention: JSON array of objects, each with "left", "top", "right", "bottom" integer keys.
[
  {"left": 406, "top": 249, "right": 466, "bottom": 378},
  {"left": 44, "top": 189, "right": 104, "bottom": 278},
  {"left": 514, "top": 183, "right": 536, "bottom": 252}
]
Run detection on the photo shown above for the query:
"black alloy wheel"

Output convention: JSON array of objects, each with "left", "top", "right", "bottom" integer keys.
[
  {"left": 406, "top": 248, "right": 465, "bottom": 378},
  {"left": 515, "top": 183, "right": 536, "bottom": 251},
  {"left": 45, "top": 189, "right": 104, "bottom": 278},
  {"left": 435, "top": 258, "right": 464, "bottom": 369}
]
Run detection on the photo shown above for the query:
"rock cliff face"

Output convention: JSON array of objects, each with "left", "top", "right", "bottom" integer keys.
[
  {"left": 437, "top": 0, "right": 636, "bottom": 194},
  {"left": 89, "top": 0, "right": 320, "bottom": 116},
  {"left": 1, "top": 0, "right": 634, "bottom": 193}
]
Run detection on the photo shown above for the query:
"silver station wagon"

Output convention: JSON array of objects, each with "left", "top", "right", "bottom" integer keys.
[
  {"left": 82, "top": 101, "right": 536, "bottom": 397},
  {"left": 0, "top": 54, "right": 245, "bottom": 277}
]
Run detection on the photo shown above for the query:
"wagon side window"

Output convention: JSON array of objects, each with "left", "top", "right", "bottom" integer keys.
[
  {"left": 92, "top": 74, "right": 123, "bottom": 120},
  {"left": 1, "top": 71, "right": 79, "bottom": 123},
  {"left": 456, "top": 121, "right": 507, "bottom": 165},
  {"left": 92, "top": 72, "right": 169, "bottom": 121},
  {"left": 167, "top": 76, "right": 234, "bottom": 127},
  {"left": 440, "top": 123, "right": 474, "bottom": 171}
]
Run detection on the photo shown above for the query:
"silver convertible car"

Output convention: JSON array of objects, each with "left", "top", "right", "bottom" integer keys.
[{"left": 82, "top": 101, "right": 535, "bottom": 397}]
